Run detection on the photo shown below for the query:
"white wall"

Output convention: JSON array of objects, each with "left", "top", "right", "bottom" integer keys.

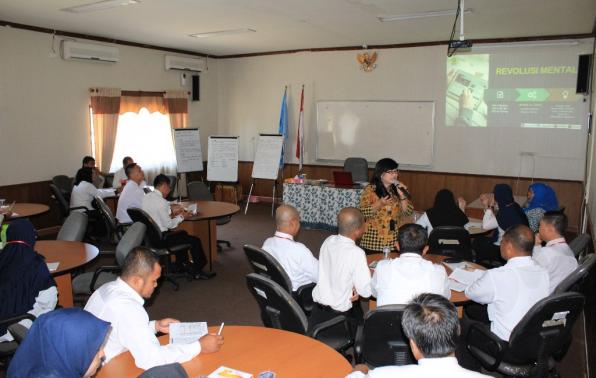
[
  {"left": 217, "top": 42, "right": 593, "bottom": 180},
  {"left": 0, "top": 27, "right": 218, "bottom": 186}
]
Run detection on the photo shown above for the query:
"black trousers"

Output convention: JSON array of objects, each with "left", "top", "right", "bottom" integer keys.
[
  {"left": 308, "top": 300, "right": 364, "bottom": 339},
  {"left": 163, "top": 231, "right": 207, "bottom": 271}
]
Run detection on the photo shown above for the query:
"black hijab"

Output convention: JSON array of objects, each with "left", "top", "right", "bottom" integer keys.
[
  {"left": 426, "top": 189, "right": 469, "bottom": 227},
  {"left": 493, "top": 184, "right": 529, "bottom": 230},
  {"left": 0, "top": 219, "right": 55, "bottom": 335}
]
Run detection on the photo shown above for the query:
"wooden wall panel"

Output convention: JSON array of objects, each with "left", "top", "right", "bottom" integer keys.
[{"left": 0, "top": 180, "right": 61, "bottom": 229}]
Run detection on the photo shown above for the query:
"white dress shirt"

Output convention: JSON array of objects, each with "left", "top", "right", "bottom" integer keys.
[
  {"left": 112, "top": 167, "right": 127, "bottom": 188},
  {"left": 70, "top": 181, "right": 107, "bottom": 211},
  {"left": 372, "top": 253, "right": 450, "bottom": 306},
  {"left": 0, "top": 286, "right": 58, "bottom": 342},
  {"left": 465, "top": 256, "right": 549, "bottom": 341},
  {"left": 262, "top": 231, "right": 319, "bottom": 291},
  {"left": 85, "top": 278, "right": 200, "bottom": 369},
  {"left": 346, "top": 356, "right": 489, "bottom": 378},
  {"left": 482, "top": 208, "right": 504, "bottom": 245},
  {"left": 312, "top": 234, "right": 372, "bottom": 312},
  {"left": 142, "top": 190, "right": 184, "bottom": 232},
  {"left": 116, "top": 180, "right": 146, "bottom": 223},
  {"left": 533, "top": 238, "right": 578, "bottom": 293}
]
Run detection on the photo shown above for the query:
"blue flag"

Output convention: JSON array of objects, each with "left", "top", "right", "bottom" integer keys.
[{"left": 278, "top": 87, "right": 288, "bottom": 168}]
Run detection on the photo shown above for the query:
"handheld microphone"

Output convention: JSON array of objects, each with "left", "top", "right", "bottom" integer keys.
[{"left": 392, "top": 180, "right": 411, "bottom": 199}]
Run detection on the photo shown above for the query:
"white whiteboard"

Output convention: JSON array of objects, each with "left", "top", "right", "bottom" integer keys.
[
  {"left": 173, "top": 128, "right": 203, "bottom": 173},
  {"left": 316, "top": 101, "right": 435, "bottom": 166},
  {"left": 207, "top": 136, "right": 239, "bottom": 182},
  {"left": 251, "top": 134, "right": 284, "bottom": 180}
]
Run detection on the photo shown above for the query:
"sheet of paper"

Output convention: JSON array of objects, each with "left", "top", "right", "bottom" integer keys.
[
  {"left": 46, "top": 262, "right": 60, "bottom": 272},
  {"left": 464, "top": 221, "right": 483, "bottom": 230},
  {"left": 449, "top": 268, "right": 485, "bottom": 287},
  {"left": 169, "top": 322, "right": 207, "bottom": 345},
  {"left": 448, "top": 279, "right": 468, "bottom": 292},
  {"left": 442, "top": 261, "right": 468, "bottom": 271},
  {"left": 208, "top": 366, "right": 253, "bottom": 378}
]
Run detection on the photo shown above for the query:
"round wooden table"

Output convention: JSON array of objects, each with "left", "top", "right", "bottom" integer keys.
[
  {"left": 178, "top": 201, "right": 241, "bottom": 271},
  {"left": 1, "top": 203, "right": 50, "bottom": 220},
  {"left": 36, "top": 240, "right": 99, "bottom": 307},
  {"left": 96, "top": 326, "right": 352, "bottom": 378},
  {"left": 367, "top": 253, "right": 485, "bottom": 313}
]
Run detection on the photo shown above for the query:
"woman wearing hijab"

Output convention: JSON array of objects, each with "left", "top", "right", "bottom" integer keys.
[
  {"left": 473, "top": 184, "right": 529, "bottom": 265},
  {"left": 8, "top": 308, "right": 111, "bottom": 378},
  {"left": 524, "top": 183, "right": 559, "bottom": 232},
  {"left": 416, "top": 189, "right": 469, "bottom": 233},
  {"left": 359, "top": 158, "right": 413, "bottom": 253},
  {"left": 0, "top": 219, "right": 57, "bottom": 343}
]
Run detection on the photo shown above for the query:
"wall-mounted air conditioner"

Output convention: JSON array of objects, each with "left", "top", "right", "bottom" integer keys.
[
  {"left": 165, "top": 55, "right": 205, "bottom": 72},
  {"left": 61, "top": 40, "right": 119, "bottom": 63}
]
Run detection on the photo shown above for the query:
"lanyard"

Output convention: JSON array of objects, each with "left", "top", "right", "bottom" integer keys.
[{"left": 275, "top": 235, "right": 294, "bottom": 242}]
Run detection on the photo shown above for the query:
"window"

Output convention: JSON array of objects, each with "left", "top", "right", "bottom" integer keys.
[{"left": 108, "top": 108, "right": 177, "bottom": 179}]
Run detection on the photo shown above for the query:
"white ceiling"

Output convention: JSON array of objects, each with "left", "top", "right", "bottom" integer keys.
[{"left": 1, "top": 0, "right": 595, "bottom": 56}]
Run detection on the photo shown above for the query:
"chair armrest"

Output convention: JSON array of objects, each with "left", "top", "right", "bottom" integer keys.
[
  {"left": 0, "top": 313, "right": 36, "bottom": 329},
  {"left": 89, "top": 265, "right": 121, "bottom": 292},
  {"left": 466, "top": 322, "right": 505, "bottom": 371},
  {"left": 149, "top": 248, "right": 170, "bottom": 256},
  {"left": 308, "top": 315, "right": 349, "bottom": 340},
  {"left": 69, "top": 206, "right": 89, "bottom": 212},
  {"left": 354, "top": 324, "right": 365, "bottom": 364},
  {"left": 295, "top": 283, "right": 316, "bottom": 312}
]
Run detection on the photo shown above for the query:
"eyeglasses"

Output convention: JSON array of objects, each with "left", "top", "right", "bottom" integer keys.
[{"left": 384, "top": 169, "right": 399, "bottom": 174}]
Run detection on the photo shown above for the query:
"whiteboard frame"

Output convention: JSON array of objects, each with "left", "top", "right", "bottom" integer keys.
[{"left": 315, "top": 99, "right": 436, "bottom": 169}]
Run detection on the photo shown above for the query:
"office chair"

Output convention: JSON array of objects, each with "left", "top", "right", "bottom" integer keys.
[
  {"left": 72, "top": 222, "right": 147, "bottom": 301},
  {"left": 0, "top": 313, "right": 35, "bottom": 367},
  {"left": 466, "top": 292, "right": 584, "bottom": 377},
  {"left": 187, "top": 181, "right": 232, "bottom": 252},
  {"left": 244, "top": 244, "right": 315, "bottom": 315},
  {"left": 343, "top": 157, "right": 369, "bottom": 183},
  {"left": 56, "top": 212, "right": 88, "bottom": 242},
  {"left": 52, "top": 175, "right": 73, "bottom": 201},
  {"left": 554, "top": 253, "right": 596, "bottom": 294},
  {"left": 568, "top": 233, "right": 592, "bottom": 261},
  {"left": 245, "top": 273, "right": 353, "bottom": 355},
  {"left": 50, "top": 184, "right": 87, "bottom": 222},
  {"left": 127, "top": 208, "right": 189, "bottom": 290},
  {"left": 354, "top": 304, "right": 414, "bottom": 367},
  {"left": 166, "top": 175, "right": 178, "bottom": 201},
  {"left": 428, "top": 226, "right": 473, "bottom": 260},
  {"left": 94, "top": 195, "right": 129, "bottom": 246}
]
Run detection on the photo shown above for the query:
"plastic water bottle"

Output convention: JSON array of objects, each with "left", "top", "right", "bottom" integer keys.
[{"left": 383, "top": 246, "right": 391, "bottom": 260}]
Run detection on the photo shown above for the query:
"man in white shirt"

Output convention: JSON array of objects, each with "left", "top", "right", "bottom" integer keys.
[
  {"left": 311, "top": 207, "right": 371, "bottom": 335},
  {"left": 347, "top": 293, "right": 488, "bottom": 378},
  {"left": 112, "top": 156, "right": 134, "bottom": 189},
  {"left": 372, "top": 224, "right": 450, "bottom": 306},
  {"left": 142, "top": 174, "right": 214, "bottom": 280},
  {"left": 465, "top": 224, "right": 549, "bottom": 341},
  {"left": 116, "top": 163, "right": 146, "bottom": 224},
  {"left": 533, "top": 211, "right": 577, "bottom": 293},
  {"left": 261, "top": 205, "right": 318, "bottom": 291},
  {"left": 85, "top": 247, "right": 223, "bottom": 369}
]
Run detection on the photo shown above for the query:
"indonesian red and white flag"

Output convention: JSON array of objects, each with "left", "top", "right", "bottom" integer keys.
[{"left": 295, "top": 85, "right": 305, "bottom": 170}]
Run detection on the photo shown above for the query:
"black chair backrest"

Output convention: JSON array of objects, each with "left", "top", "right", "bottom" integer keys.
[
  {"left": 50, "top": 184, "right": 70, "bottom": 219},
  {"left": 115, "top": 222, "right": 147, "bottom": 267},
  {"left": 507, "top": 292, "right": 584, "bottom": 363},
  {"left": 359, "top": 304, "right": 414, "bottom": 367},
  {"left": 127, "top": 208, "right": 164, "bottom": 247},
  {"left": 187, "top": 181, "right": 213, "bottom": 201},
  {"left": 245, "top": 273, "right": 308, "bottom": 334},
  {"left": 52, "top": 175, "right": 73, "bottom": 196},
  {"left": 166, "top": 175, "right": 178, "bottom": 200},
  {"left": 569, "top": 234, "right": 592, "bottom": 259},
  {"left": 554, "top": 254, "right": 596, "bottom": 294},
  {"left": 243, "top": 244, "right": 293, "bottom": 293},
  {"left": 343, "top": 157, "right": 369, "bottom": 183},
  {"left": 94, "top": 195, "right": 117, "bottom": 232},
  {"left": 428, "top": 226, "right": 472, "bottom": 260},
  {"left": 56, "top": 212, "right": 88, "bottom": 241}
]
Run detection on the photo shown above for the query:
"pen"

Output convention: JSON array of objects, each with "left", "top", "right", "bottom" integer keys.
[{"left": 217, "top": 322, "right": 225, "bottom": 335}]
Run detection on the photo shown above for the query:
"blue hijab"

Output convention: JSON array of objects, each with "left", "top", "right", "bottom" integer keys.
[
  {"left": 0, "top": 219, "right": 55, "bottom": 335},
  {"left": 525, "top": 183, "right": 558, "bottom": 212},
  {"left": 8, "top": 308, "right": 111, "bottom": 378},
  {"left": 494, "top": 184, "right": 529, "bottom": 230}
]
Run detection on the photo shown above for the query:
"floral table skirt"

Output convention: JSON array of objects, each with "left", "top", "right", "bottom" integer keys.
[{"left": 282, "top": 183, "right": 363, "bottom": 231}]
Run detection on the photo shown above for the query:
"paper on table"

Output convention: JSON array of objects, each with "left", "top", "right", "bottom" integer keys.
[
  {"left": 46, "top": 262, "right": 60, "bottom": 272},
  {"left": 169, "top": 322, "right": 207, "bottom": 345},
  {"left": 208, "top": 366, "right": 253, "bottom": 378},
  {"left": 464, "top": 221, "right": 483, "bottom": 230},
  {"left": 449, "top": 268, "right": 485, "bottom": 287},
  {"left": 449, "top": 280, "right": 468, "bottom": 292},
  {"left": 442, "top": 261, "right": 469, "bottom": 271}
]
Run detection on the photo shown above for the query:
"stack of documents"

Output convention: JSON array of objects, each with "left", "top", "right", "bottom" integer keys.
[{"left": 448, "top": 268, "right": 485, "bottom": 292}]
